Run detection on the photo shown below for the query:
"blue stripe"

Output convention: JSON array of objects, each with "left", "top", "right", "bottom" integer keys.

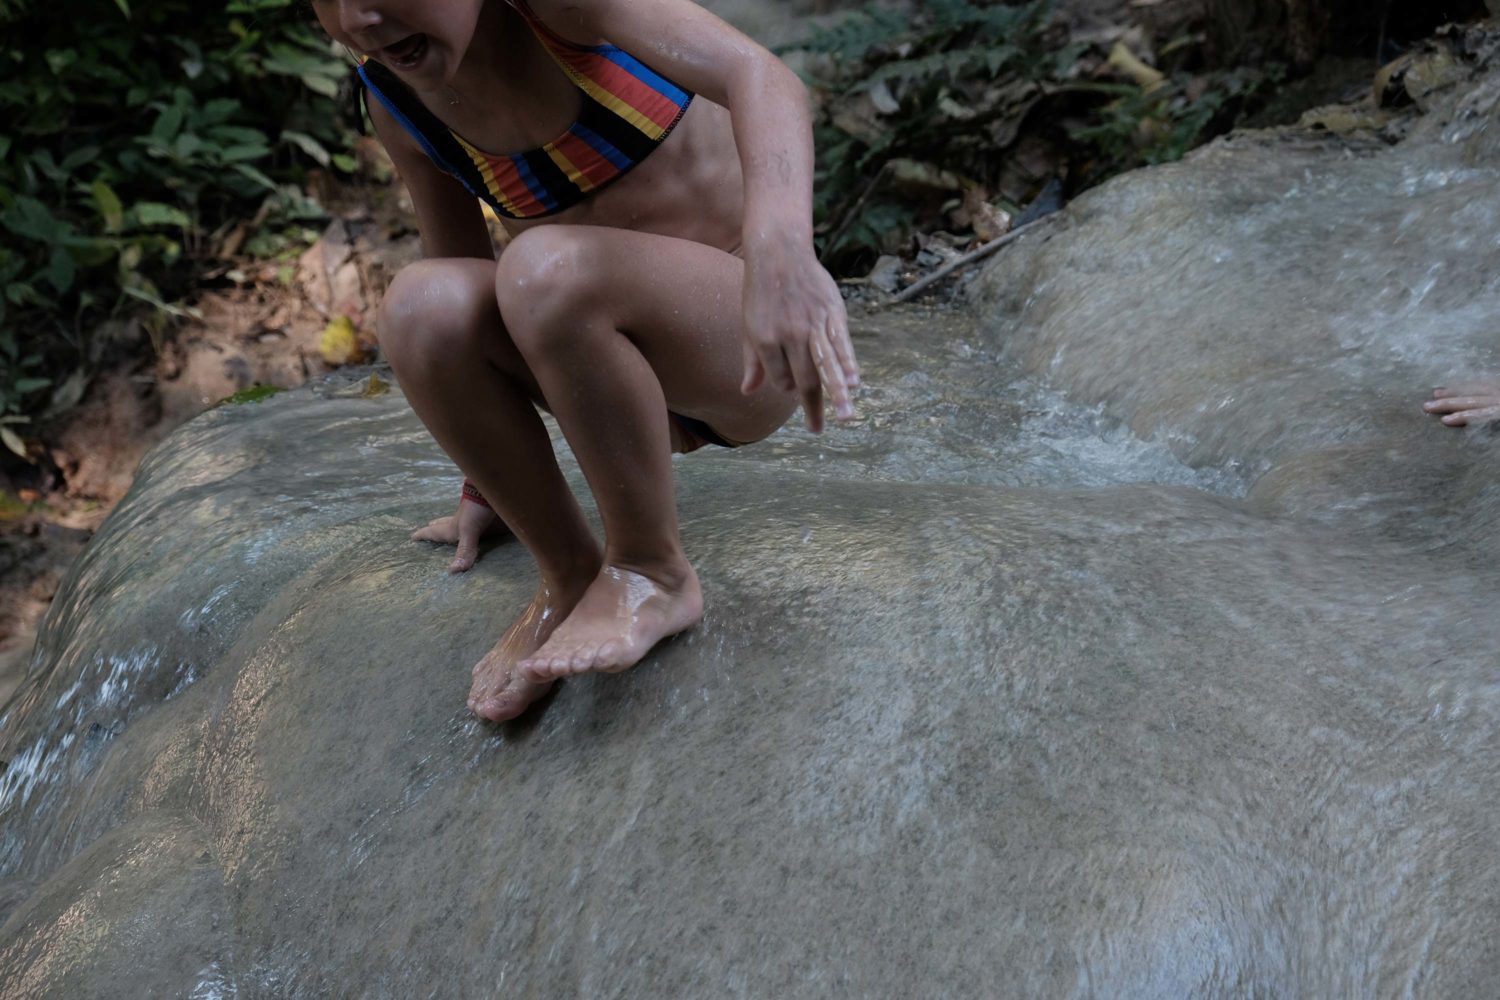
[
  {"left": 569, "top": 123, "right": 632, "bottom": 171},
  {"left": 357, "top": 66, "right": 483, "bottom": 202},
  {"left": 597, "top": 46, "right": 691, "bottom": 107},
  {"left": 511, "top": 155, "right": 558, "bottom": 213}
]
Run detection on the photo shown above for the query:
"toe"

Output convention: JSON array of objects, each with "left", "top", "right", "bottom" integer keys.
[
  {"left": 597, "top": 640, "right": 630, "bottom": 672},
  {"left": 569, "top": 644, "right": 602, "bottom": 675},
  {"left": 475, "top": 682, "right": 517, "bottom": 720},
  {"left": 518, "top": 656, "right": 550, "bottom": 682},
  {"left": 467, "top": 684, "right": 490, "bottom": 713},
  {"left": 483, "top": 676, "right": 548, "bottom": 722},
  {"left": 588, "top": 640, "right": 617, "bottom": 672}
]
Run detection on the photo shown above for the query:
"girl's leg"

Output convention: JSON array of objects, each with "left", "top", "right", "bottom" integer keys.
[
  {"left": 494, "top": 226, "right": 796, "bottom": 682},
  {"left": 379, "top": 258, "right": 603, "bottom": 720}
]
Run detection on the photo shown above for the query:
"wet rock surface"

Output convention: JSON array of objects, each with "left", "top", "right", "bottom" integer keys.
[{"left": 3, "top": 30, "right": 1500, "bottom": 1000}]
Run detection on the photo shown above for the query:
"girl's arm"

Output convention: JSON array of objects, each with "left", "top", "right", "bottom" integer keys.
[
  {"left": 529, "top": 0, "right": 859, "bottom": 431},
  {"left": 367, "top": 99, "right": 496, "bottom": 261}
]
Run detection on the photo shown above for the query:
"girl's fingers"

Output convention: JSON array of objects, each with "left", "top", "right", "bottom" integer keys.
[
  {"left": 759, "top": 340, "right": 797, "bottom": 393},
  {"left": 411, "top": 516, "right": 454, "bottom": 542},
  {"left": 740, "top": 339, "right": 765, "bottom": 394},
  {"left": 450, "top": 542, "right": 478, "bottom": 574},
  {"left": 787, "top": 340, "right": 825, "bottom": 432},
  {"left": 801, "top": 383, "right": 825, "bottom": 433},
  {"left": 814, "top": 324, "right": 854, "bottom": 421},
  {"left": 829, "top": 315, "right": 860, "bottom": 387}
]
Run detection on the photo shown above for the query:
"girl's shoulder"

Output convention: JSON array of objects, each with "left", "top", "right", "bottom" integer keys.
[{"left": 507, "top": 0, "right": 609, "bottom": 52}]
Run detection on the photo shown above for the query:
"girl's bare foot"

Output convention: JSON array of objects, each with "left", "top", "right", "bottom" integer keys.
[
  {"left": 467, "top": 577, "right": 591, "bottom": 722},
  {"left": 518, "top": 561, "right": 703, "bottom": 682},
  {"left": 1424, "top": 380, "right": 1500, "bottom": 427},
  {"left": 410, "top": 497, "right": 512, "bottom": 573}
]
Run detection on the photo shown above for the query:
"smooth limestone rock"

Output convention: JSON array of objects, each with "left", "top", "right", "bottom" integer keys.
[{"left": 4, "top": 35, "right": 1500, "bottom": 1000}]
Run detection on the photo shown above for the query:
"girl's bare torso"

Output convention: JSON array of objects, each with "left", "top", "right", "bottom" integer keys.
[{"left": 418, "top": 3, "right": 747, "bottom": 252}]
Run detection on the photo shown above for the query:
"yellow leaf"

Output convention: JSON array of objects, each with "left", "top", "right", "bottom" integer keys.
[
  {"left": 360, "top": 372, "right": 389, "bottom": 398},
  {"left": 318, "top": 315, "right": 362, "bottom": 366},
  {"left": 1108, "top": 42, "right": 1165, "bottom": 92}
]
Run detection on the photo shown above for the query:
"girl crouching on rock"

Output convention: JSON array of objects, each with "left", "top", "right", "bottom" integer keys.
[{"left": 307, "top": 0, "right": 859, "bottom": 721}]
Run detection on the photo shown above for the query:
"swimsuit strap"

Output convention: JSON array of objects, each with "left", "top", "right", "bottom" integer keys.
[
  {"left": 357, "top": 4, "right": 693, "bottom": 220},
  {"left": 507, "top": 0, "right": 692, "bottom": 141}
]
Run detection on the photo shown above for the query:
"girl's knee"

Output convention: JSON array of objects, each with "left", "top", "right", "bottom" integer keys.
[
  {"left": 380, "top": 259, "right": 496, "bottom": 367},
  {"left": 495, "top": 227, "right": 601, "bottom": 349}
]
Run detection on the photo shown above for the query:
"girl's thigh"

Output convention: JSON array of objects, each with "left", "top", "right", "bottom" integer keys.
[{"left": 499, "top": 225, "right": 796, "bottom": 443}]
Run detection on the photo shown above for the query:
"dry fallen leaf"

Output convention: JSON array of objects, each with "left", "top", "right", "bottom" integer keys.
[
  {"left": 360, "top": 372, "right": 389, "bottom": 398},
  {"left": 318, "top": 315, "right": 365, "bottom": 367},
  {"left": 956, "top": 187, "right": 1013, "bottom": 242},
  {"left": 1108, "top": 41, "right": 1165, "bottom": 92}
]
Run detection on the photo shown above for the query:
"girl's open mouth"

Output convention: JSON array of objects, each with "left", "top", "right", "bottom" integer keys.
[{"left": 383, "top": 34, "right": 428, "bottom": 69}]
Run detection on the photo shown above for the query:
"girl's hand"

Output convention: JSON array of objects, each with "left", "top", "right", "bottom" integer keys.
[
  {"left": 410, "top": 493, "right": 512, "bottom": 573},
  {"left": 741, "top": 244, "right": 860, "bottom": 433}
]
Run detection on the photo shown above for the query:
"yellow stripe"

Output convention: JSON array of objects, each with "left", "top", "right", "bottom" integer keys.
[
  {"left": 583, "top": 85, "right": 666, "bottom": 139},
  {"left": 544, "top": 144, "right": 594, "bottom": 192},
  {"left": 551, "top": 60, "right": 666, "bottom": 140},
  {"left": 456, "top": 135, "right": 522, "bottom": 217}
]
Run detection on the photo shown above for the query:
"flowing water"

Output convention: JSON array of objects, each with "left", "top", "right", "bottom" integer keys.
[{"left": 2, "top": 29, "right": 1500, "bottom": 1000}]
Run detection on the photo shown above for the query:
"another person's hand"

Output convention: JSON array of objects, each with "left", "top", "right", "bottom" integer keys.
[
  {"left": 741, "top": 248, "right": 859, "bottom": 433},
  {"left": 1424, "top": 380, "right": 1500, "bottom": 426}
]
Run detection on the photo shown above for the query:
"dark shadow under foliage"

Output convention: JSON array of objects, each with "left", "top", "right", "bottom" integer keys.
[
  {"left": 795, "top": 0, "right": 1494, "bottom": 276},
  {"left": 0, "top": 0, "right": 352, "bottom": 450}
]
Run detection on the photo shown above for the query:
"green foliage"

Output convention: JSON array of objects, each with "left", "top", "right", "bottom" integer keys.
[
  {"left": 1068, "top": 66, "right": 1284, "bottom": 176},
  {"left": 218, "top": 383, "right": 284, "bottom": 406},
  {"left": 789, "top": 0, "right": 1279, "bottom": 272},
  {"left": 789, "top": 0, "right": 1074, "bottom": 266},
  {"left": 0, "top": 0, "right": 353, "bottom": 443}
]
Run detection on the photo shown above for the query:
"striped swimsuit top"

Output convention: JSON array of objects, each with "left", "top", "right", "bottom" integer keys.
[{"left": 357, "top": 0, "right": 694, "bottom": 220}]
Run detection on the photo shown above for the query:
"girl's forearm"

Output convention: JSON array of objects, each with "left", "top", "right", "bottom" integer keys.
[{"left": 727, "top": 55, "right": 817, "bottom": 258}]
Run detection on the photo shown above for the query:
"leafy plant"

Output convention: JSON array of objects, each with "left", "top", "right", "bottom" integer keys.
[
  {"left": 787, "top": 0, "right": 1281, "bottom": 273},
  {"left": 788, "top": 0, "right": 1078, "bottom": 267},
  {"left": 1068, "top": 65, "right": 1284, "bottom": 178},
  {"left": 0, "top": 0, "right": 356, "bottom": 452}
]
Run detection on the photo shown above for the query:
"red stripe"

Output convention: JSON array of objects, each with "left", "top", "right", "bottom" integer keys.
[
  {"left": 486, "top": 154, "right": 545, "bottom": 216},
  {"left": 556, "top": 50, "right": 682, "bottom": 131},
  {"left": 551, "top": 131, "right": 620, "bottom": 188}
]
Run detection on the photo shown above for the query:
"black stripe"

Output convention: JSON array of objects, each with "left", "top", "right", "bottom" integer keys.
[
  {"left": 576, "top": 96, "right": 660, "bottom": 164},
  {"left": 520, "top": 149, "right": 583, "bottom": 211}
]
